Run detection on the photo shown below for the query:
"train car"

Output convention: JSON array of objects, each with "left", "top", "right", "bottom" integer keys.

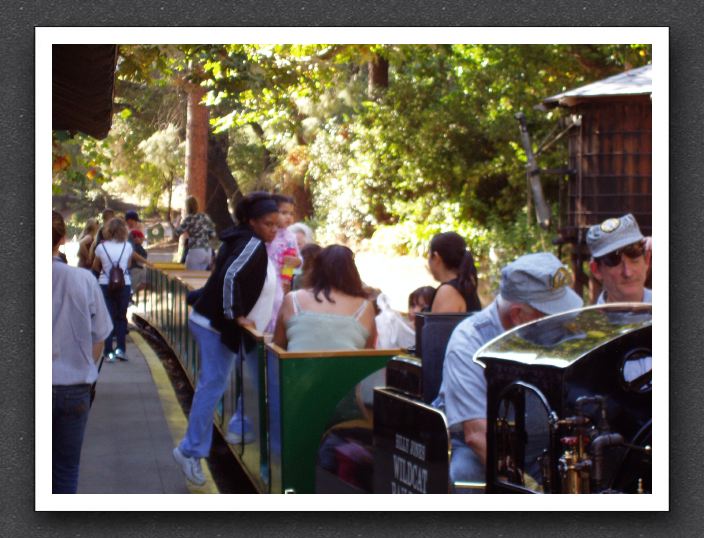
[
  {"left": 369, "top": 303, "right": 652, "bottom": 494},
  {"left": 316, "top": 312, "right": 470, "bottom": 493},
  {"left": 139, "top": 265, "right": 400, "bottom": 493},
  {"left": 140, "top": 266, "right": 651, "bottom": 494}
]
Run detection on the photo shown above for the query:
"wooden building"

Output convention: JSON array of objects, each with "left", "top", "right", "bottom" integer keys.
[
  {"left": 52, "top": 45, "right": 118, "bottom": 139},
  {"left": 541, "top": 64, "right": 652, "bottom": 296}
]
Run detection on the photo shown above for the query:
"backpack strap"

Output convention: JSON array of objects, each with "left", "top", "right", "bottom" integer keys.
[
  {"left": 116, "top": 242, "right": 126, "bottom": 267},
  {"left": 101, "top": 242, "right": 127, "bottom": 276}
]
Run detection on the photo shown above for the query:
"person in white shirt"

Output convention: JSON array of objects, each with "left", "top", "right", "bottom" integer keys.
[
  {"left": 53, "top": 211, "right": 113, "bottom": 493},
  {"left": 91, "top": 217, "right": 150, "bottom": 362}
]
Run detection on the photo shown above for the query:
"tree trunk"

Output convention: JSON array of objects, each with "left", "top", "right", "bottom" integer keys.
[
  {"left": 206, "top": 131, "right": 241, "bottom": 232},
  {"left": 368, "top": 54, "right": 389, "bottom": 98},
  {"left": 166, "top": 172, "right": 174, "bottom": 232},
  {"left": 185, "top": 84, "right": 209, "bottom": 212},
  {"left": 249, "top": 122, "right": 277, "bottom": 178},
  {"left": 290, "top": 181, "right": 314, "bottom": 221}
]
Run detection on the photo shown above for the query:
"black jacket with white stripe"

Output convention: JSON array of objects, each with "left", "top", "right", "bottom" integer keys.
[{"left": 191, "top": 224, "right": 268, "bottom": 352}]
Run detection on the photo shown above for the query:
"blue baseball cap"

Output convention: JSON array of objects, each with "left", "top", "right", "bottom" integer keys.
[
  {"left": 586, "top": 213, "right": 644, "bottom": 258},
  {"left": 500, "top": 252, "right": 583, "bottom": 315},
  {"left": 125, "top": 210, "right": 141, "bottom": 222}
]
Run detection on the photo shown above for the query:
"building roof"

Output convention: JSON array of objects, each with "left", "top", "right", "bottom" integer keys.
[
  {"left": 52, "top": 45, "right": 118, "bottom": 139},
  {"left": 542, "top": 64, "right": 652, "bottom": 108}
]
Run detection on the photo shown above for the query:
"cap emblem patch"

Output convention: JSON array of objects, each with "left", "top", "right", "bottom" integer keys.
[
  {"left": 600, "top": 218, "right": 621, "bottom": 233},
  {"left": 551, "top": 266, "right": 571, "bottom": 289}
]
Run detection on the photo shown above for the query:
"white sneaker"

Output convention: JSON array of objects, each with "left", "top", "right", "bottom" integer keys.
[
  {"left": 225, "top": 430, "right": 255, "bottom": 445},
  {"left": 172, "top": 447, "right": 206, "bottom": 486}
]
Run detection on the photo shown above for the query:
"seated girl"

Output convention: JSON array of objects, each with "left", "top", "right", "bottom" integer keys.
[{"left": 273, "top": 244, "right": 377, "bottom": 351}]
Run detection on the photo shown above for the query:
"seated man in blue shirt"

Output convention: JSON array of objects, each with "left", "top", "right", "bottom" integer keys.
[{"left": 433, "top": 252, "right": 583, "bottom": 491}]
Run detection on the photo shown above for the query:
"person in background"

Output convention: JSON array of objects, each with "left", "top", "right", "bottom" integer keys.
[
  {"left": 374, "top": 285, "right": 436, "bottom": 350},
  {"left": 288, "top": 221, "right": 314, "bottom": 251},
  {"left": 427, "top": 231, "right": 482, "bottom": 314},
  {"left": 172, "top": 192, "right": 280, "bottom": 486},
  {"left": 88, "top": 207, "right": 115, "bottom": 268},
  {"left": 374, "top": 292, "right": 415, "bottom": 350},
  {"left": 587, "top": 213, "right": 653, "bottom": 383},
  {"left": 407, "top": 285, "right": 436, "bottom": 326},
  {"left": 76, "top": 217, "right": 99, "bottom": 269},
  {"left": 291, "top": 242, "right": 321, "bottom": 291},
  {"left": 586, "top": 213, "right": 652, "bottom": 304},
  {"left": 174, "top": 196, "right": 217, "bottom": 270},
  {"left": 264, "top": 194, "right": 302, "bottom": 333},
  {"left": 433, "top": 252, "right": 582, "bottom": 491},
  {"left": 273, "top": 244, "right": 377, "bottom": 351},
  {"left": 129, "top": 229, "right": 148, "bottom": 296},
  {"left": 124, "top": 209, "right": 144, "bottom": 235},
  {"left": 91, "top": 217, "right": 150, "bottom": 362},
  {"left": 52, "top": 211, "right": 113, "bottom": 493}
]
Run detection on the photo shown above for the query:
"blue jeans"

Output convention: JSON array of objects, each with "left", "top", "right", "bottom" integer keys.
[
  {"left": 53, "top": 384, "right": 92, "bottom": 493},
  {"left": 227, "top": 393, "right": 251, "bottom": 436},
  {"left": 450, "top": 435, "right": 485, "bottom": 494},
  {"left": 179, "top": 319, "right": 237, "bottom": 458},
  {"left": 100, "top": 284, "right": 131, "bottom": 354}
]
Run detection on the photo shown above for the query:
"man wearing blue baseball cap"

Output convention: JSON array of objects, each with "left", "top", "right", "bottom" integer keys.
[
  {"left": 587, "top": 213, "right": 652, "bottom": 304},
  {"left": 433, "top": 252, "right": 583, "bottom": 491}
]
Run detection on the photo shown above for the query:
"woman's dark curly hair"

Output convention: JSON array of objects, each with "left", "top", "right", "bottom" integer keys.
[{"left": 234, "top": 191, "right": 278, "bottom": 224}]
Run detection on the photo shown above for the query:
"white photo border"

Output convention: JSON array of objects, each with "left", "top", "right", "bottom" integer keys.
[{"left": 37, "top": 26, "right": 668, "bottom": 511}]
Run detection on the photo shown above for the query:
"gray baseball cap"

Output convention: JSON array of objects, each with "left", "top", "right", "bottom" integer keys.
[
  {"left": 586, "top": 213, "right": 644, "bottom": 258},
  {"left": 500, "top": 252, "right": 583, "bottom": 316}
]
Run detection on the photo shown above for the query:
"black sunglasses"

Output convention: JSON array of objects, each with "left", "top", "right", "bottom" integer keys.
[{"left": 596, "top": 241, "right": 646, "bottom": 267}]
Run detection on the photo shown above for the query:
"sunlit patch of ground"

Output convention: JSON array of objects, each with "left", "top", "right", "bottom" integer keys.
[{"left": 355, "top": 252, "right": 436, "bottom": 313}]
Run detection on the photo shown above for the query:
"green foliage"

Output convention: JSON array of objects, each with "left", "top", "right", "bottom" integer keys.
[
  {"left": 52, "top": 131, "right": 111, "bottom": 200},
  {"left": 192, "top": 42, "right": 650, "bottom": 254},
  {"left": 137, "top": 125, "right": 185, "bottom": 184},
  {"left": 54, "top": 43, "right": 651, "bottom": 264}
]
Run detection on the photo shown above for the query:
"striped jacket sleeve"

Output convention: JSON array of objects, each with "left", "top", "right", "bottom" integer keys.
[{"left": 222, "top": 237, "right": 261, "bottom": 320}]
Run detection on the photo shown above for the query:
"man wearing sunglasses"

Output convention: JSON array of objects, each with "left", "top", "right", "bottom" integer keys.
[{"left": 587, "top": 213, "right": 652, "bottom": 304}]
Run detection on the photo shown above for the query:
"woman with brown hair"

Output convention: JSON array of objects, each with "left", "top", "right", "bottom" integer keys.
[
  {"left": 91, "top": 217, "right": 150, "bottom": 362},
  {"left": 76, "top": 217, "right": 99, "bottom": 269},
  {"left": 273, "top": 244, "right": 377, "bottom": 351}
]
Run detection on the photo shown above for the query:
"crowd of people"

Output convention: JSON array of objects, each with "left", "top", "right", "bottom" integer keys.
[
  {"left": 51, "top": 207, "right": 155, "bottom": 492},
  {"left": 53, "top": 191, "right": 652, "bottom": 492}
]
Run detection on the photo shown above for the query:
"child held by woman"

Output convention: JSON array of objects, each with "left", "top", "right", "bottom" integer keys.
[{"left": 265, "top": 194, "right": 302, "bottom": 333}]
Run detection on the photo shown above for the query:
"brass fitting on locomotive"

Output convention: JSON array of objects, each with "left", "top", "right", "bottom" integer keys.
[
  {"left": 556, "top": 396, "right": 635, "bottom": 493},
  {"left": 557, "top": 415, "right": 592, "bottom": 494}
]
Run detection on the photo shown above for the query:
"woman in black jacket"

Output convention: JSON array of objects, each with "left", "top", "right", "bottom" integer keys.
[{"left": 172, "top": 192, "right": 279, "bottom": 486}]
